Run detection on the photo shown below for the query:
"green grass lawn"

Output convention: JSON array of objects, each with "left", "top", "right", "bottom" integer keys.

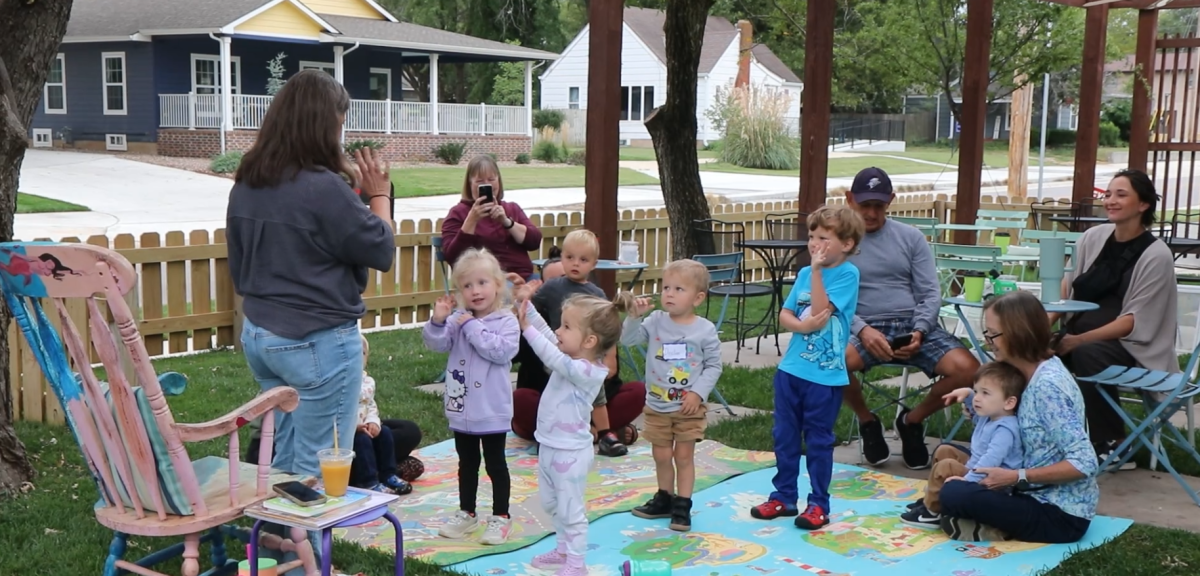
[
  {"left": 16, "top": 192, "right": 88, "bottom": 213},
  {"left": 4, "top": 318, "right": 1200, "bottom": 575},
  {"left": 699, "top": 156, "right": 952, "bottom": 178},
  {"left": 392, "top": 166, "right": 659, "bottom": 198}
]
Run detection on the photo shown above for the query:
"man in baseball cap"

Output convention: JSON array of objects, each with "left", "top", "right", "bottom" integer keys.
[{"left": 842, "top": 167, "right": 979, "bottom": 470}]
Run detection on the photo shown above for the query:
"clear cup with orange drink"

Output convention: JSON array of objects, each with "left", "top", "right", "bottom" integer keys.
[{"left": 317, "top": 448, "right": 354, "bottom": 497}]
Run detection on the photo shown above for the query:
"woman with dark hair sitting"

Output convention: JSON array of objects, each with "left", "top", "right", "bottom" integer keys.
[{"left": 1052, "top": 168, "right": 1179, "bottom": 465}]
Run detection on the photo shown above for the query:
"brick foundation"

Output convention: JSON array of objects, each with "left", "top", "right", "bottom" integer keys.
[{"left": 158, "top": 129, "right": 532, "bottom": 162}]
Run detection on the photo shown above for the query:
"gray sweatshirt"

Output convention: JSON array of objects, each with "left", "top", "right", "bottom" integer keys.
[
  {"left": 621, "top": 311, "right": 723, "bottom": 413},
  {"left": 848, "top": 219, "right": 941, "bottom": 336}
]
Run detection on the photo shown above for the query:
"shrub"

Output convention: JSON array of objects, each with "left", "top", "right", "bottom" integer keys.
[
  {"left": 532, "top": 109, "right": 565, "bottom": 131},
  {"left": 432, "top": 142, "right": 467, "bottom": 165},
  {"left": 532, "top": 139, "right": 563, "bottom": 163},
  {"left": 1046, "top": 129, "right": 1077, "bottom": 147},
  {"left": 566, "top": 149, "right": 586, "bottom": 166},
  {"left": 209, "top": 151, "right": 243, "bottom": 174},
  {"left": 1102, "top": 99, "right": 1132, "bottom": 142},
  {"left": 705, "top": 82, "right": 798, "bottom": 170},
  {"left": 344, "top": 139, "right": 384, "bottom": 155},
  {"left": 515, "top": 153, "right": 531, "bottom": 164},
  {"left": 1098, "top": 121, "right": 1121, "bottom": 147},
  {"left": 703, "top": 140, "right": 724, "bottom": 152}
]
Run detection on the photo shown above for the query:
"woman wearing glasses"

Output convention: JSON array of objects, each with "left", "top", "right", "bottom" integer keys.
[{"left": 937, "top": 291, "right": 1098, "bottom": 544}]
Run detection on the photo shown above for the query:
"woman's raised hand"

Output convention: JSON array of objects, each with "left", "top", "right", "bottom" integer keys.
[{"left": 354, "top": 147, "right": 390, "bottom": 198}]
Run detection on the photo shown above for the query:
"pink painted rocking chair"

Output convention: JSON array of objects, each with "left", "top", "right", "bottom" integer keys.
[{"left": 0, "top": 242, "right": 319, "bottom": 576}]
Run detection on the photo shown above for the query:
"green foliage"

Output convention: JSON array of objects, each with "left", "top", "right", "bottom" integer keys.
[
  {"left": 706, "top": 83, "right": 798, "bottom": 170},
  {"left": 702, "top": 140, "right": 723, "bottom": 152},
  {"left": 209, "top": 151, "right": 243, "bottom": 174},
  {"left": 344, "top": 139, "right": 384, "bottom": 155},
  {"left": 490, "top": 40, "right": 527, "bottom": 105},
  {"left": 432, "top": 142, "right": 467, "bottom": 165},
  {"left": 532, "top": 139, "right": 563, "bottom": 163},
  {"left": 1098, "top": 121, "right": 1121, "bottom": 147},
  {"left": 566, "top": 149, "right": 586, "bottom": 166},
  {"left": 515, "top": 153, "right": 531, "bottom": 164},
  {"left": 533, "top": 109, "right": 565, "bottom": 131},
  {"left": 1102, "top": 99, "right": 1133, "bottom": 142},
  {"left": 265, "top": 52, "right": 288, "bottom": 96},
  {"left": 1028, "top": 128, "right": 1078, "bottom": 148}
]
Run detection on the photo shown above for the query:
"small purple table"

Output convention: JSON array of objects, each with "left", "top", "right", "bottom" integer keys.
[{"left": 247, "top": 489, "right": 404, "bottom": 576}]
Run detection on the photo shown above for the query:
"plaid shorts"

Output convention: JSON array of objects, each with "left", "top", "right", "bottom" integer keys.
[{"left": 849, "top": 318, "right": 965, "bottom": 377}]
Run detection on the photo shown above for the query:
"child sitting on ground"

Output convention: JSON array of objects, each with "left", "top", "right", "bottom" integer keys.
[
  {"left": 625, "top": 259, "right": 722, "bottom": 532},
  {"left": 900, "top": 361, "right": 1026, "bottom": 527},
  {"left": 751, "top": 205, "right": 864, "bottom": 531},
  {"left": 350, "top": 336, "right": 413, "bottom": 495}
]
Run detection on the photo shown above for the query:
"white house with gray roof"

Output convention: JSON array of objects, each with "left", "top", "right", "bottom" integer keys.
[
  {"left": 539, "top": 7, "right": 802, "bottom": 144},
  {"left": 29, "top": 0, "right": 556, "bottom": 161}
]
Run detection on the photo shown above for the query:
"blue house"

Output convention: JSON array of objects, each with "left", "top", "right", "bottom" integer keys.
[{"left": 28, "top": 0, "right": 557, "bottom": 161}]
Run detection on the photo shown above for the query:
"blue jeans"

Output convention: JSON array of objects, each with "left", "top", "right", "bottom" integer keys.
[
  {"left": 350, "top": 428, "right": 397, "bottom": 488},
  {"left": 770, "top": 371, "right": 844, "bottom": 511},
  {"left": 241, "top": 317, "right": 363, "bottom": 477}
]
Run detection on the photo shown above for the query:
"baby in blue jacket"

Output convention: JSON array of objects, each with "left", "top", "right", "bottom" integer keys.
[{"left": 902, "top": 361, "right": 1026, "bottom": 527}]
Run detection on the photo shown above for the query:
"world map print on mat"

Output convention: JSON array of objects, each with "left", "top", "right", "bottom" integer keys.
[
  {"left": 453, "top": 465, "right": 1132, "bottom": 576},
  {"left": 333, "top": 434, "right": 775, "bottom": 565}
]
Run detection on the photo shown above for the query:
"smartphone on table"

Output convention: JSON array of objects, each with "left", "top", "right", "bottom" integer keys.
[
  {"left": 479, "top": 183, "right": 494, "bottom": 203},
  {"left": 889, "top": 333, "right": 914, "bottom": 350},
  {"left": 272, "top": 481, "right": 327, "bottom": 507}
]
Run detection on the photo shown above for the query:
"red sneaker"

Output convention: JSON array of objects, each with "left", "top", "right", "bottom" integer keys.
[
  {"left": 749, "top": 499, "right": 799, "bottom": 519},
  {"left": 794, "top": 504, "right": 829, "bottom": 530}
]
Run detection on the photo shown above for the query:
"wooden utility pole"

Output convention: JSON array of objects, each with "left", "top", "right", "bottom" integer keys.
[
  {"left": 954, "top": 0, "right": 993, "bottom": 245},
  {"left": 1072, "top": 5, "right": 1109, "bottom": 205},
  {"left": 798, "top": 0, "right": 835, "bottom": 215},
  {"left": 1007, "top": 76, "right": 1033, "bottom": 201},
  {"left": 583, "top": 0, "right": 623, "bottom": 296}
]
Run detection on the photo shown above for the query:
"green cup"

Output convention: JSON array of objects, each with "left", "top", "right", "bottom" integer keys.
[
  {"left": 994, "top": 232, "right": 1011, "bottom": 254},
  {"left": 963, "top": 271, "right": 986, "bottom": 303},
  {"left": 992, "top": 275, "right": 1018, "bottom": 296}
]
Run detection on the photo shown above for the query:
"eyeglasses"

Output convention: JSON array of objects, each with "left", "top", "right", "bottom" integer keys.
[{"left": 982, "top": 328, "right": 1003, "bottom": 346}]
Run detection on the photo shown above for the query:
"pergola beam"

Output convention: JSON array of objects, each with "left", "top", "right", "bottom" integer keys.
[
  {"left": 1072, "top": 4, "right": 1109, "bottom": 204},
  {"left": 953, "top": 0, "right": 993, "bottom": 245},
  {"left": 583, "top": 0, "right": 623, "bottom": 296}
]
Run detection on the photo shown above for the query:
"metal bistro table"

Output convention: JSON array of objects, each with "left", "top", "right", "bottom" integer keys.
[
  {"left": 532, "top": 258, "right": 649, "bottom": 290},
  {"left": 735, "top": 238, "right": 809, "bottom": 356},
  {"left": 944, "top": 295, "right": 1100, "bottom": 363},
  {"left": 1049, "top": 215, "right": 1109, "bottom": 232},
  {"left": 1160, "top": 236, "right": 1200, "bottom": 261}
]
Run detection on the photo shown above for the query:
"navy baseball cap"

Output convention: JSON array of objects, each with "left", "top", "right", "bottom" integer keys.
[{"left": 849, "top": 167, "right": 894, "bottom": 203}]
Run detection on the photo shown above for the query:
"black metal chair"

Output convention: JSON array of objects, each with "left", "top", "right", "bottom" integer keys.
[
  {"left": 692, "top": 219, "right": 773, "bottom": 363},
  {"left": 763, "top": 211, "right": 810, "bottom": 289}
]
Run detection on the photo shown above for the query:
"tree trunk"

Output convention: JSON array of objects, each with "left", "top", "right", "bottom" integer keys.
[
  {"left": 0, "top": 0, "right": 74, "bottom": 496},
  {"left": 645, "top": 0, "right": 716, "bottom": 260}
]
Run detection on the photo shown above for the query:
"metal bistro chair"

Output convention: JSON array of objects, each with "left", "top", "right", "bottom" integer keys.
[
  {"left": 763, "top": 211, "right": 810, "bottom": 290},
  {"left": 976, "top": 208, "right": 1030, "bottom": 244},
  {"left": 693, "top": 219, "right": 774, "bottom": 363},
  {"left": 891, "top": 215, "right": 939, "bottom": 240}
]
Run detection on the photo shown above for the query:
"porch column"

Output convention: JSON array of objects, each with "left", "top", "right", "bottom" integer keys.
[
  {"left": 334, "top": 45, "right": 345, "bottom": 84},
  {"left": 524, "top": 61, "right": 533, "bottom": 137},
  {"left": 220, "top": 35, "right": 233, "bottom": 152},
  {"left": 1072, "top": 4, "right": 1109, "bottom": 205},
  {"left": 430, "top": 54, "right": 440, "bottom": 135}
]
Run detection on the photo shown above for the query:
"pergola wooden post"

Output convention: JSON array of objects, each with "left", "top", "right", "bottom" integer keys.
[
  {"left": 1071, "top": 4, "right": 1110, "bottom": 204},
  {"left": 952, "top": 0, "right": 993, "bottom": 246},
  {"left": 797, "top": 0, "right": 835, "bottom": 215},
  {"left": 583, "top": 0, "right": 624, "bottom": 296},
  {"left": 1129, "top": 8, "right": 1159, "bottom": 173}
]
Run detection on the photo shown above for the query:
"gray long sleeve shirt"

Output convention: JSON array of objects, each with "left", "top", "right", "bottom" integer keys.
[
  {"left": 848, "top": 219, "right": 940, "bottom": 336},
  {"left": 621, "top": 311, "right": 723, "bottom": 412}
]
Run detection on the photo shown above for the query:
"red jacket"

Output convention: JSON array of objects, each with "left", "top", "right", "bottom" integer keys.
[{"left": 441, "top": 199, "right": 543, "bottom": 279}]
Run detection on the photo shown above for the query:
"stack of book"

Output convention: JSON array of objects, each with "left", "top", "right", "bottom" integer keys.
[{"left": 248, "top": 488, "right": 389, "bottom": 530}]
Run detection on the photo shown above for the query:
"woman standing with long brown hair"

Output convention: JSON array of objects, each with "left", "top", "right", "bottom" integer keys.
[{"left": 227, "top": 69, "right": 395, "bottom": 478}]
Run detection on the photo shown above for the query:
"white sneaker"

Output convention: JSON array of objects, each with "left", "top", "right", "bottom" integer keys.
[
  {"left": 480, "top": 515, "right": 512, "bottom": 545},
  {"left": 438, "top": 510, "right": 479, "bottom": 539}
]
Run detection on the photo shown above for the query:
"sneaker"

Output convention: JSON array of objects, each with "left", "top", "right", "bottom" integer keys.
[
  {"left": 899, "top": 504, "right": 941, "bottom": 527},
  {"left": 597, "top": 431, "right": 629, "bottom": 457},
  {"left": 397, "top": 456, "right": 425, "bottom": 482},
  {"left": 382, "top": 475, "right": 413, "bottom": 495},
  {"left": 940, "top": 515, "right": 1010, "bottom": 542},
  {"left": 553, "top": 564, "right": 588, "bottom": 576},
  {"left": 632, "top": 489, "right": 673, "bottom": 519},
  {"left": 437, "top": 510, "right": 479, "bottom": 539},
  {"left": 793, "top": 504, "right": 829, "bottom": 530},
  {"left": 480, "top": 515, "right": 512, "bottom": 545},
  {"left": 530, "top": 550, "right": 568, "bottom": 570},
  {"left": 906, "top": 497, "right": 925, "bottom": 511},
  {"left": 894, "top": 408, "right": 931, "bottom": 470},
  {"left": 749, "top": 499, "right": 798, "bottom": 520},
  {"left": 859, "top": 417, "right": 891, "bottom": 465},
  {"left": 669, "top": 495, "right": 693, "bottom": 532},
  {"left": 617, "top": 424, "right": 639, "bottom": 446},
  {"left": 1096, "top": 440, "right": 1137, "bottom": 471}
]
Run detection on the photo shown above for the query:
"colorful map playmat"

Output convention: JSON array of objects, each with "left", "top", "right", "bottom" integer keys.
[
  {"left": 333, "top": 435, "right": 776, "bottom": 565},
  {"left": 454, "top": 465, "right": 1133, "bottom": 576}
]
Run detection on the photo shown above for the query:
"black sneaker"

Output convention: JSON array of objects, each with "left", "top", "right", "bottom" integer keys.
[
  {"left": 598, "top": 431, "right": 629, "bottom": 457},
  {"left": 899, "top": 504, "right": 940, "bottom": 528},
  {"left": 906, "top": 497, "right": 925, "bottom": 511},
  {"left": 1095, "top": 440, "right": 1136, "bottom": 471},
  {"left": 894, "top": 408, "right": 930, "bottom": 470},
  {"left": 859, "top": 417, "right": 890, "bottom": 465},
  {"left": 669, "top": 495, "right": 693, "bottom": 532},
  {"left": 632, "top": 489, "right": 674, "bottom": 519}
]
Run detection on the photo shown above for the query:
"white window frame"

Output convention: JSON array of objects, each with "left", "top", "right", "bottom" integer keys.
[
  {"left": 1004, "top": 106, "right": 1012, "bottom": 131},
  {"left": 1069, "top": 105, "right": 1080, "bottom": 131},
  {"left": 619, "top": 85, "right": 655, "bottom": 122},
  {"left": 189, "top": 54, "right": 242, "bottom": 95},
  {"left": 101, "top": 52, "right": 127, "bottom": 115},
  {"left": 44, "top": 53, "right": 66, "bottom": 115},
  {"left": 368, "top": 67, "right": 391, "bottom": 100},
  {"left": 32, "top": 129, "right": 53, "bottom": 148},
  {"left": 568, "top": 86, "right": 580, "bottom": 109},
  {"left": 299, "top": 61, "right": 336, "bottom": 77},
  {"left": 105, "top": 133, "right": 128, "bottom": 151}
]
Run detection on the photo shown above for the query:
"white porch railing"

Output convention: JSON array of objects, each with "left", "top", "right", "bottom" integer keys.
[{"left": 159, "top": 94, "right": 529, "bottom": 135}]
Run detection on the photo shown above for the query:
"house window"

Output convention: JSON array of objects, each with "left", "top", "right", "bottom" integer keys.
[
  {"left": 1069, "top": 105, "right": 1080, "bottom": 131},
  {"left": 300, "top": 61, "right": 336, "bottom": 77},
  {"left": 44, "top": 53, "right": 65, "bottom": 114},
  {"left": 619, "top": 85, "right": 655, "bottom": 121},
  {"left": 102, "top": 52, "right": 126, "bottom": 115},
  {"left": 190, "top": 55, "right": 241, "bottom": 95},
  {"left": 568, "top": 87, "right": 580, "bottom": 109},
  {"left": 369, "top": 68, "right": 391, "bottom": 100}
]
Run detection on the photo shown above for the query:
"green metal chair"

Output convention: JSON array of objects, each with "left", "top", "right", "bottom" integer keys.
[
  {"left": 891, "top": 216, "right": 939, "bottom": 239},
  {"left": 975, "top": 208, "right": 1030, "bottom": 244}
]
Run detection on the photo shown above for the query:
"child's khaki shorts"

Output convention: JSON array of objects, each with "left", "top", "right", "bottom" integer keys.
[{"left": 642, "top": 406, "right": 707, "bottom": 446}]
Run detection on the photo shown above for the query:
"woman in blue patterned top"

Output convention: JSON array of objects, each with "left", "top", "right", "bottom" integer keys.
[{"left": 938, "top": 291, "right": 1099, "bottom": 543}]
